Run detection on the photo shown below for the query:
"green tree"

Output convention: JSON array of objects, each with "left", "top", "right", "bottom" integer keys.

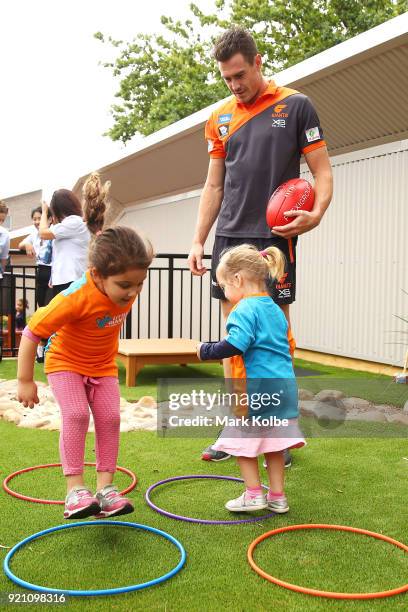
[{"left": 96, "top": 0, "right": 407, "bottom": 142}]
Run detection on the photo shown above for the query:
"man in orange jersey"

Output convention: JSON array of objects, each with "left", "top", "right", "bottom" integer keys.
[{"left": 188, "top": 27, "right": 333, "bottom": 461}]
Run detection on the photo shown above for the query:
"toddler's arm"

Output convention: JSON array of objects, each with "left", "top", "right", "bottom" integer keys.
[{"left": 197, "top": 339, "right": 243, "bottom": 361}]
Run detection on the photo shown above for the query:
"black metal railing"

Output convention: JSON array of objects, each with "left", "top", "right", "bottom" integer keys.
[
  {"left": 1, "top": 251, "right": 222, "bottom": 358},
  {"left": 133, "top": 254, "right": 222, "bottom": 342},
  {"left": 1, "top": 255, "right": 38, "bottom": 358}
]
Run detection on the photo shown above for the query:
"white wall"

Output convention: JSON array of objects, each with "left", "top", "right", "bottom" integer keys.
[
  {"left": 120, "top": 190, "right": 211, "bottom": 254},
  {"left": 119, "top": 140, "right": 408, "bottom": 366},
  {"left": 293, "top": 140, "right": 408, "bottom": 366}
]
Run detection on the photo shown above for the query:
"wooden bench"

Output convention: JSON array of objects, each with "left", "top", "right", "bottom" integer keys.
[{"left": 117, "top": 338, "right": 217, "bottom": 387}]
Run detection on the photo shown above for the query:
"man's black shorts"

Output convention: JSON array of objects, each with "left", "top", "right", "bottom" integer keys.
[{"left": 210, "top": 235, "right": 297, "bottom": 304}]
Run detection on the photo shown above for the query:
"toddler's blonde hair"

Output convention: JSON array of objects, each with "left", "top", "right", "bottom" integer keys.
[{"left": 217, "top": 243, "right": 285, "bottom": 284}]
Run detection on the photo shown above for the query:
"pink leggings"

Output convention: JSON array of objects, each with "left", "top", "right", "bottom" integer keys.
[{"left": 47, "top": 372, "right": 120, "bottom": 476}]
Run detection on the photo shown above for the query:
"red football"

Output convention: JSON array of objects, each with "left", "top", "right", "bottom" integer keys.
[{"left": 266, "top": 178, "right": 315, "bottom": 228}]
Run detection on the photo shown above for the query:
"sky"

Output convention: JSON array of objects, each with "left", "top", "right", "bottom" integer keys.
[{"left": 0, "top": 0, "right": 214, "bottom": 199}]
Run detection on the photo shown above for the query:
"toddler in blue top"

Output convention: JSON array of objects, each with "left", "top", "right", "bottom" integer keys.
[{"left": 198, "top": 244, "right": 305, "bottom": 514}]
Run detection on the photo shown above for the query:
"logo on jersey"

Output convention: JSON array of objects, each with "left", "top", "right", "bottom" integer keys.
[
  {"left": 96, "top": 315, "right": 113, "bottom": 328},
  {"left": 207, "top": 139, "right": 215, "bottom": 152},
  {"left": 271, "top": 103, "right": 288, "bottom": 118},
  {"left": 96, "top": 313, "right": 127, "bottom": 328},
  {"left": 218, "top": 113, "right": 232, "bottom": 124},
  {"left": 305, "top": 127, "right": 320, "bottom": 142},
  {"left": 218, "top": 124, "right": 229, "bottom": 137},
  {"left": 272, "top": 119, "right": 286, "bottom": 128}
]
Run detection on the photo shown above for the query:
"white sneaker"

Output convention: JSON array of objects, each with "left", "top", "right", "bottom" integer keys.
[
  {"left": 267, "top": 495, "right": 289, "bottom": 513},
  {"left": 225, "top": 491, "right": 268, "bottom": 512}
]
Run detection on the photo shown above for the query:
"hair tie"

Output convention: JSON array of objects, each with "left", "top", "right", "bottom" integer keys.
[{"left": 260, "top": 250, "right": 268, "bottom": 258}]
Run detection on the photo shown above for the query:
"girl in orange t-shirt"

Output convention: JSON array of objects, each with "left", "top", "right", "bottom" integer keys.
[{"left": 17, "top": 173, "right": 154, "bottom": 520}]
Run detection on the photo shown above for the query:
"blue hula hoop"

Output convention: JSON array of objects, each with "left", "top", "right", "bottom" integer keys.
[{"left": 4, "top": 521, "right": 186, "bottom": 596}]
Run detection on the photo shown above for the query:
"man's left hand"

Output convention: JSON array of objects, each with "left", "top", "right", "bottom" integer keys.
[{"left": 271, "top": 210, "right": 321, "bottom": 238}]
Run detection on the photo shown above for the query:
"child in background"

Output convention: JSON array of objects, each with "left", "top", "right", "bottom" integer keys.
[
  {"left": 0, "top": 201, "right": 10, "bottom": 278},
  {"left": 15, "top": 298, "right": 29, "bottom": 330},
  {"left": 197, "top": 244, "right": 305, "bottom": 514},
  {"left": 19, "top": 207, "right": 53, "bottom": 362},
  {"left": 17, "top": 173, "right": 154, "bottom": 520},
  {"left": 39, "top": 189, "right": 90, "bottom": 297},
  {"left": 18, "top": 206, "right": 53, "bottom": 307}
]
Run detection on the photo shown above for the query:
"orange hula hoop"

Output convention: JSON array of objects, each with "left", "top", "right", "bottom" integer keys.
[{"left": 248, "top": 524, "right": 408, "bottom": 600}]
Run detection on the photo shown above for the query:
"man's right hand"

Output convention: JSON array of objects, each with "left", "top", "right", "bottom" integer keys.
[
  {"left": 25, "top": 244, "right": 35, "bottom": 257},
  {"left": 188, "top": 243, "right": 207, "bottom": 276}
]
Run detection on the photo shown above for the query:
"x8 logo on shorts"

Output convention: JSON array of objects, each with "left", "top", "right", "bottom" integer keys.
[{"left": 278, "top": 289, "right": 291, "bottom": 299}]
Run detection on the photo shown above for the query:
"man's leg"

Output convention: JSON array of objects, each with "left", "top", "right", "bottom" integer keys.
[
  {"left": 266, "top": 236, "right": 296, "bottom": 469},
  {"left": 220, "top": 299, "right": 233, "bottom": 375},
  {"left": 279, "top": 303, "right": 290, "bottom": 326},
  {"left": 279, "top": 303, "right": 294, "bottom": 469}
]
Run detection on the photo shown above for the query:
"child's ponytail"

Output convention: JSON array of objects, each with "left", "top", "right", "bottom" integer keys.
[
  {"left": 82, "top": 171, "right": 154, "bottom": 277},
  {"left": 82, "top": 172, "right": 111, "bottom": 235},
  {"left": 218, "top": 243, "right": 286, "bottom": 283},
  {"left": 260, "top": 247, "right": 285, "bottom": 282}
]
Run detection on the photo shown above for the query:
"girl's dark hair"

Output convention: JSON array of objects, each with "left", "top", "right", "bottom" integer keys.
[
  {"left": 31, "top": 206, "right": 51, "bottom": 220},
  {"left": 213, "top": 27, "right": 258, "bottom": 64},
  {"left": 83, "top": 171, "right": 154, "bottom": 276},
  {"left": 89, "top": 227, "right": 154, "bottom": 277},
  {"left": 49, "top": 189, "right": 83, "bottom": 222}
]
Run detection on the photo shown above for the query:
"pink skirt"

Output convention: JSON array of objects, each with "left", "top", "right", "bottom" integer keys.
[{"left": 212, "top": 418, "right": 306, "bottom": 458}]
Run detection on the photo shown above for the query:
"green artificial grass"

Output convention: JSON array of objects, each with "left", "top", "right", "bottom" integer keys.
[
  {"left": 1, "top": 358, "right": 407, "bottom": 610},
  {"left": 1, "top": 420, "right": 408, "bottom": 611}
]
